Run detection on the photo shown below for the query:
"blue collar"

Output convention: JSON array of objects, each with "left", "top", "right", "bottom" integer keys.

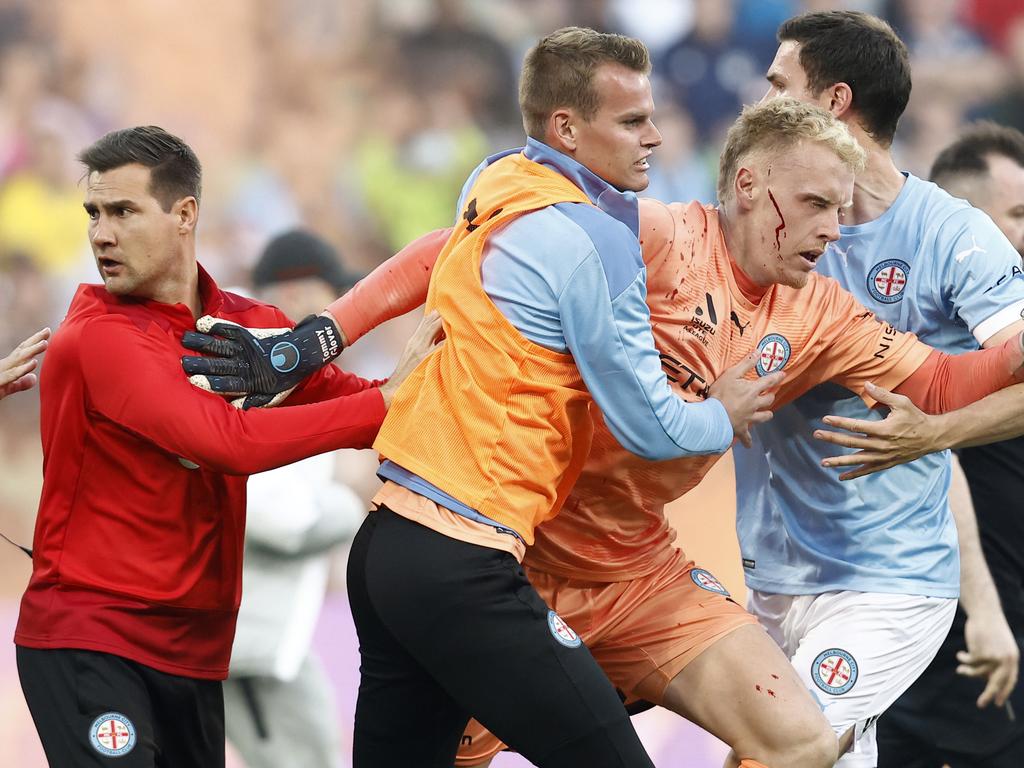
[{"left": 497, "top": 138, "right": 640, "bottom": 238}]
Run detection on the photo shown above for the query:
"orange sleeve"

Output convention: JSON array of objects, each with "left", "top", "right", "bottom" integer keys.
[
  {"left": 638, "top": 198, "right": 677, "bottom": 267},
  {"left": 801, "top": 279, "right": 933, "bottom": 407},
  {"left": 325, "top": 227, "right": 451, "bottom": 345},
  {"left": 893, "top": 336, "right": 1024, "bottom": 413}
]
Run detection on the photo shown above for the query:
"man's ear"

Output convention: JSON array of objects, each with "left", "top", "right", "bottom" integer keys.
[
  {"left": 824, "top": 82, "right": 854, "bottom": 120},
  {"left": 734, "top": 166, "right": 757, "bottom": 211},
  {"left": 175, "top": 197, "right": 198, "bottom": 234},
  {"left": 547, "top": 108, "right": 578, "bottom": 153}
]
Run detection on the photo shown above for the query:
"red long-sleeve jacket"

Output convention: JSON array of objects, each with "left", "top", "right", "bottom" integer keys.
[{"left": 15, "top": 267, "right": 385, "bottom": 679}]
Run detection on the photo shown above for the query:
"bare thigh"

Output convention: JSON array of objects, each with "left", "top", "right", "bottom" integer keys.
[{"left": 659, "top": 624, "right": 837, "bottom": 767}]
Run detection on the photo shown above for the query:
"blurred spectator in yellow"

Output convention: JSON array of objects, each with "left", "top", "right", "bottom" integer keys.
[
  {"left": 352, "top": 79, "right": 486, "bottom": 253},
  {"left": 0, "top": 126, "right": 86, "bottom": 275},
  {"left": 394, "top": 0, "right": 520, "bottom": 138}
]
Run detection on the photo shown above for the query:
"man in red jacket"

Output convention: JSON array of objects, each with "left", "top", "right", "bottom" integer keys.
[{"left": 14, "top": 125, "right": 437, "bottom": 768}]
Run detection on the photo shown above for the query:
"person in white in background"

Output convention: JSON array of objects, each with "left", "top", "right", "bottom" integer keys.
[{"left": 223, "top": 229, "right": 366, "bottom": 768}]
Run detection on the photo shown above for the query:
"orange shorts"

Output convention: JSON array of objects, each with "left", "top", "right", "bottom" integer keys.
[{"left": 455, "top": 548, "right": 756, "bottom": 766}]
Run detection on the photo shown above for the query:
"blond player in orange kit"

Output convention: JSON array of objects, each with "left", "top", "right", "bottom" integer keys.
[
  {"left": 188, "top": 98, "right": 1024, "bottom": 767},
  {"left": 447, "top": 99, "right": 1024, "bottom": 768}
]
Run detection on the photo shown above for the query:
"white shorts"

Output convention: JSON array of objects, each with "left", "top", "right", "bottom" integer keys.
[{"left": 749, "top": 589, "right": 957, "bottom": 768}]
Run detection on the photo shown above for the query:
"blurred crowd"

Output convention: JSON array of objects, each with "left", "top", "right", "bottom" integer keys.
[{"left": 0, "top": 0, "right": 1023, "bottom": 549}]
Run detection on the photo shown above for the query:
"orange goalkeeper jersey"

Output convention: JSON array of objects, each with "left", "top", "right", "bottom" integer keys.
[{"left": 526, "top": 199, "right": 932, "bottom": 581}]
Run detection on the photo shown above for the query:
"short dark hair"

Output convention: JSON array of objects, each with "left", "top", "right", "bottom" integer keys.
[
  {"left": 78, "top": 126, "right": 202, "bottom": 211},
  {"left": 778, "top": 11, "right": 911, "bottom": 147},
  {"left": 520, "top": 26, "right": 651, "bottom": 140},
  {"left": 930, "top": 121, "right": 1024, "bottom": 186}
]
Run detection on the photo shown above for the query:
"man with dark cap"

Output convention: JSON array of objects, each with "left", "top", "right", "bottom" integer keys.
[
  {"left": 251, "top": 229, "right": 364, "bottom": 300},
  {"left": 223, "top": 229, "right": 363, "bottom": 768}
]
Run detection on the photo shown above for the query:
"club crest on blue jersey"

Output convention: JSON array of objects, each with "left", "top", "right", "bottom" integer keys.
[
  {"left": 867, "top": 259, "right": 910, "bottom": 304},
  {"left": 89, "top": 712, "right": 137, "bottom": 757},
  {"left": 690, "top": 568, "right": 730, "bottom": 595},
  {"left": 547, "top": 610, "right": 582, "bottom": 648},
  {"left": 755, "top": 334, "right": 791, "bottom": 376},
  {"left": 811, "top": 649, "right": 858, "bottom": 695},
  {"left": 270, "top": 341, "right": 300, "bottom": 373}
]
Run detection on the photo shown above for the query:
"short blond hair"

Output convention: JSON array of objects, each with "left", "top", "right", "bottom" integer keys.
[
  {"left": 519, "top": 27, "right": 651, "bottom": 140},
  {"left": 717, "top": 98, "right": 866, "bottom": 201}
]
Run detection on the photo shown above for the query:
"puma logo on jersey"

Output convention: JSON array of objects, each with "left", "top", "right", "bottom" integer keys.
[
  {"left": 954, "top": 235, "right": 986, "bottom": 263},
  {"left": 830, "top": 243, "right": 853, "bottom": 266},
  {"left": 730, "top": 311, "right": 750, "bottom": 336}
]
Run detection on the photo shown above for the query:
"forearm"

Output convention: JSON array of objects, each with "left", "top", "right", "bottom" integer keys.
[
  {"left": 90, "top": 359, "right": 385, "bottom": 475},
  {"left": 564, "top": 269, "right": 732, "bottom": 460},
  {"left": 950, "top": 454, "right": 1003, "bottom": 616},
  {"left": 286, "top": 362, "right": 385, "bottom": 407},
  {"left": 894, "top": 335, "right": 1024, "bottom": 415},
  {"left": 324, "top": 227, "right": 449, "bottom": 345},
  {"left": 924, "top": 384, "right": 1024, "bottom": 450},
  {"left": 147, "top": 388, "right": 386, "bottom": 475}
]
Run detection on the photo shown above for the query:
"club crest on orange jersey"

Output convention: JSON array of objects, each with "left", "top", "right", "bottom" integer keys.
[{"left": 755, "top": 334, "right": 791, "bottom": 376}]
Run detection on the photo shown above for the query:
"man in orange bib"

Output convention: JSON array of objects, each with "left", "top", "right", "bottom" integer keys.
[
  {"left": 188, "top": 96, "right": 1024, "bottom": 767},
  {"left": 449, "top": 99, "right": 1024, "bottom": 768},
  {"left": 185, "top": 27, "right": 779, "bottom": 768}
]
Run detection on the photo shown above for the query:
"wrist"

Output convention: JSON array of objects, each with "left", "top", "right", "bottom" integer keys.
[
  {"left": 930, "top": 412, "right": 959, "bottom": 452},
  {"left": 293, "top": 314, "right": 343, "bottom": 365},
  {"left": 960, "top": 584, "right": 1002, "bottom": 617},
  {"left": 319, "top": 310, "right": 347, "bottom": 347}
]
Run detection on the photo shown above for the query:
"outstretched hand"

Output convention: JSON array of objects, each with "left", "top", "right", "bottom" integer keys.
[
  {"left": 1, "top": 328, "right": 51, "bottom": 400},
  {"left": 813, "top": 382, "right": 939, "bottom": 480},
  {"left": 182, "top": 313, "right": 343, "bottom": 409},
  {"left": 959, "top": 608, "right": 1020, "bottom": 709},
  {"left": 708, "top": 353, "right": 784, "bottom": 449}
]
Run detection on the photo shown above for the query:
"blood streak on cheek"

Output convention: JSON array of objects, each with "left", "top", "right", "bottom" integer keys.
[{"left": 767, "top": 188, "right": 786, "bottom": 252}]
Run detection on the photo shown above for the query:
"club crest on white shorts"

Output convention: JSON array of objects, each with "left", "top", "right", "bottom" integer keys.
[
  {"left": 89, "top": 712, "right": 137, "bottom": 757},
  {"left": 547, "top": 610, "right": 582, "bottom": 648},
  {"left": 811, "top": 648, "right": 858, "bottom": 695}
]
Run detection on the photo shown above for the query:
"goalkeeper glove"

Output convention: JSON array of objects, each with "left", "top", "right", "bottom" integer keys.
[{"left": 182, "top": 313, "right": 342, "bottom": 409}]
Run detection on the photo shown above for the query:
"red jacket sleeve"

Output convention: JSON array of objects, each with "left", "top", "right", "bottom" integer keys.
[
  {"left": 286, "top": 362, "right": 386, "bottom": 407},
  {"left": 79, "top": 316, "right": 385, "bottom": 475}
]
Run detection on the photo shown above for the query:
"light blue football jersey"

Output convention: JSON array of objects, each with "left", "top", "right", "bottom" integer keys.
[{"left": 734, "top": 173, "right": 1024, "bottom": 597}]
